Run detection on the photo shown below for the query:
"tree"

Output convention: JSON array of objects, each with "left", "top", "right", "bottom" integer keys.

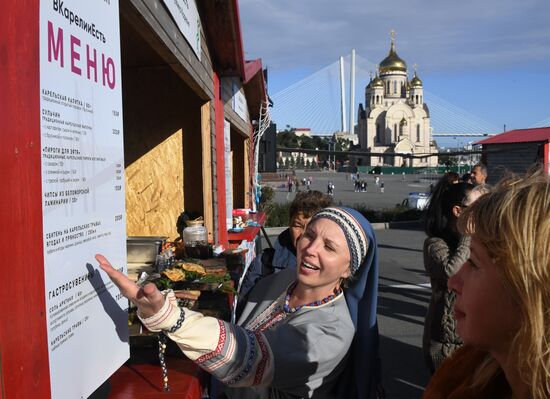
[
  {"left": 300, "top": 136, "right": 316, "bottom": 150},
  {"left": 277, "top": 131, "right": 299, "bottom": 148}
]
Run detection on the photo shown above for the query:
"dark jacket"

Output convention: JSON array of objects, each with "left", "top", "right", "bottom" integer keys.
[
  {"left": 423, "top": 235, "right": 470, "bottom": 372},
  {"left": 237, "top": 229, "right": 296, "bottom": 315}
]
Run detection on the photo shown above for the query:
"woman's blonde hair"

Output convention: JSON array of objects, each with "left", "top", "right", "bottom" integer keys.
[{"left": 457, "top": 169, "right": 550, "bottom": 398}]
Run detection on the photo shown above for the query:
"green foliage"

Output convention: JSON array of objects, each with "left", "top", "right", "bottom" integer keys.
[
  {"left": 276, "top": 131, "right": 301, "bottom": 149},
  {"left": 264, "top": 202, "right": 423, "bottom": 227},
  {"left": 259, "top": 185, "right": 275, "bottom": 210},
  {"left": 299, "top": 136, "right": 316, "bottom": 150},
  {"left": 259, "top": 186, "right": 276, "bottom": 224},
  {"left": 265, "top": 202, "right": 291, "bottom": 227},
  {"left": 352, "top": 204, "right": 424, "bottom": 223}
]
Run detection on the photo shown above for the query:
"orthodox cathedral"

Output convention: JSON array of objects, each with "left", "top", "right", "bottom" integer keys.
[{"left": 357, "top": 36, "right": 438, "bottom": 167}]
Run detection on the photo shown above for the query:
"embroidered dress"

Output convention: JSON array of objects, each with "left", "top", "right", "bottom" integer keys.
[{"left": 140, "top": 268, "right": 355, "bottom": 399}]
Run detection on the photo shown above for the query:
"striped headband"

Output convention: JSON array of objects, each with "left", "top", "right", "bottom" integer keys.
[{"left": 310, "top": 207, "right": 369, "bottom": 275}]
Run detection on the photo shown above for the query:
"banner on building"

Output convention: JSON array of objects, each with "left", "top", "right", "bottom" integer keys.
[
  {"left": 232, "top": 79, "right": 249, "bottom": 122},
  {"left": 162, "top": 0, "right": 201, "bottom": 60}
]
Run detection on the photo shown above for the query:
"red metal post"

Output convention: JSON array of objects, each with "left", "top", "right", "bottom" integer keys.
[
  {"left": 0, "top": 0, "right": 52, "bottom": 397},
  {"left": 213, "top": 72, "right": 228, "bottom": 245}
]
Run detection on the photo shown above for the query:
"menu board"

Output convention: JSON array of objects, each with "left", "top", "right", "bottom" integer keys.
[
  {"left": 224, "top": 119, "right": 233, "bottom": 229},
  {"left": 39, "top": 1, "right": 128, "bottom": 397}
]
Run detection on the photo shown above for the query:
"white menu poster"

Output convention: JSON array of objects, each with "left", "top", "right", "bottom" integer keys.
[
  {"left": 224, "top": 119, "right": 233, "bottom": 229},
  {"left": 39, "top": 1, "right": 129, "bottom": 398}
]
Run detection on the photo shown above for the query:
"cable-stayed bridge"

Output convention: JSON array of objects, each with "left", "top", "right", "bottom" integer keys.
[{"left": 271, "top": 54, "right": 502, "bottom": 146}]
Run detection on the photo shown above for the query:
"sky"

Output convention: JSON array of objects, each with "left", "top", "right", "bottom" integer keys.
[{"left": 238, "top": 0, "right": 550, "bottom": 145}]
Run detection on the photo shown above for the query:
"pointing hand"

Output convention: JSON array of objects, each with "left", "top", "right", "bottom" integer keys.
[{"left": 95, "top": 254, "right": 164, "bottom": 318}]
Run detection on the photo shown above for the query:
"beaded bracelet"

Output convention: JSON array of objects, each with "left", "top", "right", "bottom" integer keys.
[{"left": 157, "top": 308, "right": 186, "bottom": 391}]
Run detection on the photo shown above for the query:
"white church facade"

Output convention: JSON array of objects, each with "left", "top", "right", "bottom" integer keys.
[{"left": 357, "top": 38, "right": 438, "bottom": 167}]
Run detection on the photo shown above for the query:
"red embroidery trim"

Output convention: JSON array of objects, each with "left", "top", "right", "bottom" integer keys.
[
  {"left": 196, "top": 320, "right": 227, "bottom": 364},
  {"left": 253, "top": 332, "right": 269, "bottom": 384}
]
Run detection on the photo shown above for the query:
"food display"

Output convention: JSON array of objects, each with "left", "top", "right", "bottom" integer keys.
[
  {"left": 128, "top": 256, "right": 234, "bottom": 335},
  {"left": 155, "top": 260, "right": 234, "bottom": 294}
]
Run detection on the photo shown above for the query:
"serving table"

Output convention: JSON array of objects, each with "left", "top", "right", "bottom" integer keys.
[{"left": 108, "top": 346, "right": 202, "bottom": 399}]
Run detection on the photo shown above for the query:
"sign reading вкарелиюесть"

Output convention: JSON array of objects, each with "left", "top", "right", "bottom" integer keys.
[{"left": 40, "top": 1, "right": 128, "bottom": 398}]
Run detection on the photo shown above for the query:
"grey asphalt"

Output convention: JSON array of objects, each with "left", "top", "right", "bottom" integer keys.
[
  {"left": 376, "top": 225, "right": 431, "bottom": 398},
  {"left": 260, "top": 223, "right": 431, "bottom": 398}
]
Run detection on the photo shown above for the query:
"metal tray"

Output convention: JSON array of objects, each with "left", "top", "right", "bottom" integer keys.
[{"left": 127, "top": 236, "right": 167, "bottom": 264}]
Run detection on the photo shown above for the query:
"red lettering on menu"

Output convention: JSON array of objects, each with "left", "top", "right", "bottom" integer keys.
[
  {"left": 46, "top": 20, "right": 116, "bottom": 90},
  {"left": 86, "top": 45, "right": 97, "bottom": 82},
  {"left": 47, "top": 21, "right": 64, "bottom": 67},
  {"left": 70, "top": 35, "right": 81, "bottom": 75},
  {"left": 101, "top": 54, "right": 115, "bottom": 89}
]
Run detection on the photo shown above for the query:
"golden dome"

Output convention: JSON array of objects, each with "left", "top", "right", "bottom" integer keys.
[
  {"left": 371, "top": 75, "right": 384, "bottom": 88},
  {"left": 410, "top": 71, "right": 423, "bottom": 87},
  {"left": 379, "top": 42, "right": 407, "bottom": 73}
]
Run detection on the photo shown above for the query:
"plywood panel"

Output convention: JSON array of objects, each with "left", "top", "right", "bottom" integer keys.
[{"left": 126, "top": 130, "right": 183, "bottom": 240}]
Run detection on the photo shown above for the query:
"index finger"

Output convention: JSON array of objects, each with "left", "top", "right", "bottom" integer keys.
[{"left": 95, "top": 254, "right": 139, "bottom": 300}]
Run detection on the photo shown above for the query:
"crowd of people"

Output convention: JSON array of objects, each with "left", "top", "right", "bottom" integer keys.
[{"left": 96, "top": 163, "right": 549, "bottom": 399}]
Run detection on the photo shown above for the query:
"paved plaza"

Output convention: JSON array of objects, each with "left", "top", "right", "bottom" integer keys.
[{"left": 268, "top": 171, "right": 438, "bottom": 210}]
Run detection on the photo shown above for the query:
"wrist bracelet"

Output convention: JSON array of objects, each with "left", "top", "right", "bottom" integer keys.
[{"left": 158, "top": 308, "right": 186, "bottom": 391}]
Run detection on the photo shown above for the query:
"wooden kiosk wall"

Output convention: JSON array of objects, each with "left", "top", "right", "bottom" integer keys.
[
  {"left": 120, "top": 3, "right": 217, "bottom": 242},
  {"left": 0, "top": 1, "right": 256, "bottom": 395}
]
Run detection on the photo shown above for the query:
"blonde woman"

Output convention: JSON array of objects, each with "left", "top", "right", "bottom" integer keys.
[{"left": 423, "top": 171, "right": 550, "bottom": 399}]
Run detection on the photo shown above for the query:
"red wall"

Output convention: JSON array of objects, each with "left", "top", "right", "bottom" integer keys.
[
  {"left": 0, "top": 1, "right": 52, "bottom": 398},
  {"left": 545, "top": 142, "right": 549, "bottom": 176}
]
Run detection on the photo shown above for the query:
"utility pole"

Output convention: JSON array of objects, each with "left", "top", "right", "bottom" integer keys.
[
  {"left": 349, "top": 49, "right": 356, "bottom": 135},
  {"left": 339, "top": 57, "right": 347, "bottom": 133}
]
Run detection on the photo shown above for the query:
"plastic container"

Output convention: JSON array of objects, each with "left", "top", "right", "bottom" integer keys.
[{"left": 183, "top": 219, "right": 211, "bottom": 259}]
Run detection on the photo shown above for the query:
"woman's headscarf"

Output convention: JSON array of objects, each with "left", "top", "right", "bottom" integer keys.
[{"left": 310, "top": 207, "right": 380, "bottom": 399}]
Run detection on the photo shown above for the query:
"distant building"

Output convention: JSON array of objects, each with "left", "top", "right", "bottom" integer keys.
[
  {"left": 334, "top": 131, "right": 359, "bottom": 145},
  {"left": 357, "top": 36, "right": 438, "bottom": 167},
  {"left": 259, "top": 122, "right": 277, "bottom": 173},
  {"left": 277, "top": 127, "right": 318, "bottom": 169},
  {"left": 475, "top": 126, "right": 550, "bottom": 184},
  {"left": 292, "top": 128, "right": 312, "bottom": 137}
]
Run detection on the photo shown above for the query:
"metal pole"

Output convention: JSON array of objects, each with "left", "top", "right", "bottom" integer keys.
[
  {"left": 349, "top": 49, "right": 356, "bottom": 135},
  {"left": 339, "top": 57, "right": 347, "bottom": 133}
]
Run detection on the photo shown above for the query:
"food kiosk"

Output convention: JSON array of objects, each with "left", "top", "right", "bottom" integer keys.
[{"left": 0, "top": 0, "right": 269, "bottom": 397}]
